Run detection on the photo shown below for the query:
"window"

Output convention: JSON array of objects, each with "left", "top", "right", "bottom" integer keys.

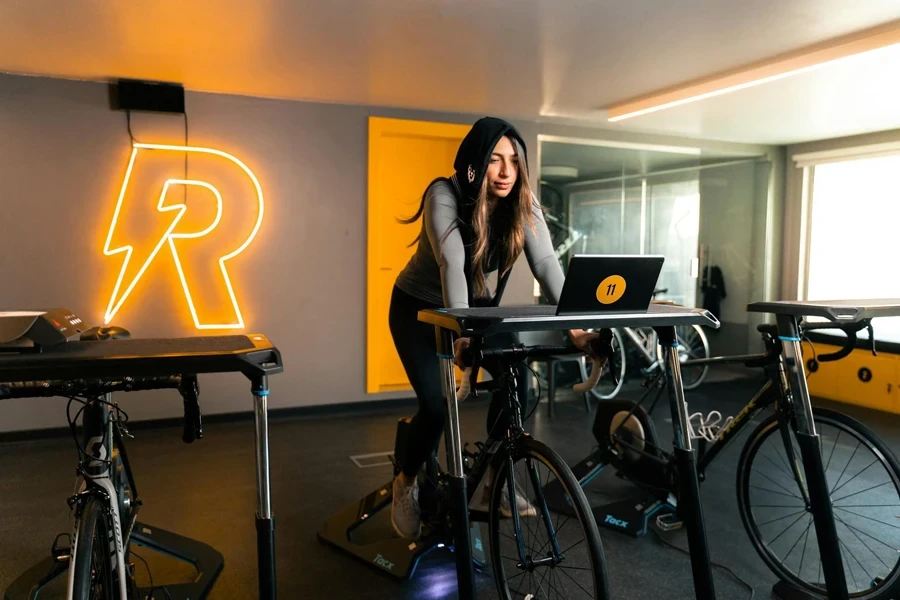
[{"left": 804, "top": 153, "right": 900, "bottom": 343}]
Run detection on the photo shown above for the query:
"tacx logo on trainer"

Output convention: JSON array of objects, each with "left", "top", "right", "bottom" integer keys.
[
  {"left": 102, "top": 143, "right": 265, "bottom": 330},
  {"left": 374, "top": 553, "right": 394, "bottom": 571},
  {"left": 605, "top": 514, "right": 628, "bottom": 528}
]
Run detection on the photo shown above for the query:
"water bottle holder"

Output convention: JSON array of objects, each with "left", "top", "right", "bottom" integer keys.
[{"left": 687, "top": 408, "right": 733, "bottom": 443}]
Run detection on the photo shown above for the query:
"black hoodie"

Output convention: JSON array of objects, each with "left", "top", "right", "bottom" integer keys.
[
  {"left": 394, "top": 117, "right": 563, "bottom": 309},
  {"left": 449, "top": 117, "right": 529, "bottom": 307}
]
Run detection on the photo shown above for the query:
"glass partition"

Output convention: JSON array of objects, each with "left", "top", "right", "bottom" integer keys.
[{"left": 539, "top": 139, "right": 772, "bottom": 355}]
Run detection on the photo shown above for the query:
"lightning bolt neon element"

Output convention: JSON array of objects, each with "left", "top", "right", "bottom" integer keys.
[{"left": 103, "top": 143, "right": 265, "bottom": 329}]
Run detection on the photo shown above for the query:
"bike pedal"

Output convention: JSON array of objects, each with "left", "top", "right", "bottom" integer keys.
[
  {"left": 656, "top": 513, "right": 682, "bottom": 531},
  {"left": 51, "top": 533, "right": 71, "bottom": 563}
]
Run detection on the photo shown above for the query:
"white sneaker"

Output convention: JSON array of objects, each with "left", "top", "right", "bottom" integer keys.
[
  {"left": 473, "top": 482, "right": 538, "bottom": 518},
  {"left": 391, "top": 477, "right": 422, "bottom": 539}
]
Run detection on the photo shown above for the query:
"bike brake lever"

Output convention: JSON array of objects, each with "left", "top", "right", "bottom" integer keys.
[
  {"left": 590, "top": 329, "right": 619, "bottom": 385},
  {"left": 179, "top": 374, "right": 203, "bottom": 444},
  {"left": 573, "top": 329, "right": 617, "bottom": 393},
  {"left": 457, "top": 338, "right": 483, "bottom": 402},
  {"left": 598, "top": 329, "right": 619, "bottom": 385}
]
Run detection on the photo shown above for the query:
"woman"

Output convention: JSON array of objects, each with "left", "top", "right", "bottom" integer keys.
[{"left": 389, "top": 117, "right": 597, "bottom": 539}]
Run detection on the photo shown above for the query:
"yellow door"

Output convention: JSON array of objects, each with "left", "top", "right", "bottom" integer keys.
[{"left": 367, "top": 117, "right": 471, "bottom": 394}]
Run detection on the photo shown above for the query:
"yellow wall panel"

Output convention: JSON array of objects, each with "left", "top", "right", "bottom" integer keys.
[
  {"left": 367, "top": 117, "right": 470, "bottom": 394},
  {"left": 805, "top": 342, "right": 899, "bottom": 413}
]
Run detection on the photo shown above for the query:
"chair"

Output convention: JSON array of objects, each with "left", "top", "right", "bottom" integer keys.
[{"left": 516, "top": 330, "right": 593, "bottom": 418}]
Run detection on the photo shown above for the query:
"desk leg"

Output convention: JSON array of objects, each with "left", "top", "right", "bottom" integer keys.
[
  {"left": 656, "top": 326, "right": 716, "bottom": 600},
  {"left": 436, "top": 327, "right": 475, "bottom": 600},
  {"left": 776, "top": 315, "right": 849, "bottom": 600},
  {"left": 252, "top": 376, "right": 276, "bottom": 600}
]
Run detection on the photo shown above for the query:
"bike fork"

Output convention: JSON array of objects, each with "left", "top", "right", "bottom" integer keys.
[
  {"left": 774, "top": 362, "right": 813, "bottom": 508},
  {"left": 526, "top": 459, "right": 562, "bottom": 559},
  {"left": 66, "top": 394, "right": 129, "bottom": 600},
  {"left": 776, "top": 315, "right": 849, "bottom": 600}
]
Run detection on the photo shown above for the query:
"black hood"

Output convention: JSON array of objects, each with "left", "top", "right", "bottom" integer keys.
[
  {"left": 453, "top": 116, "right": 529, "bottom": 205},
  {"left": 445, "top": 117, "right": 527, "bottom": 307}
]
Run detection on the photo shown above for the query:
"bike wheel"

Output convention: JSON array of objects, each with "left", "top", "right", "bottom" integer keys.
[
  {"left": 655, "top": 324, "right": 709, "bottom": 390},
  {"left": 582, "top": 328, "right": 626, "bottom": 401},
  {"left": 489, "top": 437, "right": 609, "bottom": 600},
  {"left": 737, "top": 408, "right": 900, "bottom": 599},
  {"left": 72, "top": 495, "right": 117, "bottom": 600}
]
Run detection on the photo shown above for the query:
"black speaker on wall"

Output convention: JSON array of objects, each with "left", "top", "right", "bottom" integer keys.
[{"left": 109, "top": 79, "right": 185, "bottom": 114}]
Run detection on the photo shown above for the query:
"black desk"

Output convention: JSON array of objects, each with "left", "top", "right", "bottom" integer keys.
[
  {"left": 422, "top": 302, "right": 719, "bottom": 336},
  {"left": 748, "top": 298, "right": 900, "bottom": 322},
  {"left": 419, "top": 304, "right": 721, "bottom": 600},
  {"left": 0, "top": 334, "right": 283, "bottom": 600},
  {"left": 747, "top": 299, "right": 900, "bottom": 600}
]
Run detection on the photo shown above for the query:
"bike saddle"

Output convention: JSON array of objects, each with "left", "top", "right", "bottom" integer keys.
[{"left": 80, "top": 326, "right": 131, "bottom": 341}]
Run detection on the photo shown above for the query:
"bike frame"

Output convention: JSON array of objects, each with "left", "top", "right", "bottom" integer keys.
[
  {"left": 624, "top": 338, "right": 797, "bottom": 481},
  {"left": 686, "top": 360, "right": 784, "bottom": 477},
  {"left": 628, "top": 325, "right": 847, "bottom": 599},
  {"left": 66, "top": 393, "right": 136, "bottom": 600}
]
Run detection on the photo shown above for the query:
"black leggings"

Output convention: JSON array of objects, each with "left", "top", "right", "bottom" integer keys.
[{"left": 389, "top": 285, "right": 527, "bottom": 478}]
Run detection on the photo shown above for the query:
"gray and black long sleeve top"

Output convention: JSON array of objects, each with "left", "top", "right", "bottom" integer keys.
[{"left": 394, "top": 180, "right": 564, "bottom": 309}]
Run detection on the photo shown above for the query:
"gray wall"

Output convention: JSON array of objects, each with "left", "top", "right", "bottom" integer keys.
[
  {"left": 0, "top": 73, "right": 775, "bottom": 432},
  {"left": 0, "top": 75, "right": 377, "bottom": 432}
]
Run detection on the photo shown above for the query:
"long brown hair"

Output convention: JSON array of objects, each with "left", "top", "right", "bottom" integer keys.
[
  {"left": 400, "top": 137, "right": 537, "bottom": 301},
  {"left": 469, "top": 153, "right": 536, "bottom": 299}
]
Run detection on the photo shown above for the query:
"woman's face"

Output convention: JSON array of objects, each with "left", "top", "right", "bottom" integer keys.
[{"left": 486, "top": 136, "right": 519, "bottom": 199}]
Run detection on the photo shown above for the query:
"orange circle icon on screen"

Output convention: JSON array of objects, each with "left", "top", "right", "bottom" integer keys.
[{"left": 596, "top": 275, "right": 627, "bottom": 304}]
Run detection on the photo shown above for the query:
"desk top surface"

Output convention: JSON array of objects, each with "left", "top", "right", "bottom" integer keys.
[
  {"left": 0, "top": 334, "right": 282, "bottom": 381},
  {"left": 418, "top": 303, "right": 720, "bottom": 336},
  {"left": 747, "top": 299, "right": 900, "bottom": 322}
]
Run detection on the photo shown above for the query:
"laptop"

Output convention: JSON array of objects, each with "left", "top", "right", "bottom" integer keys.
[{"left": 556, "top": 254, "right": 665, "bottom": 316}]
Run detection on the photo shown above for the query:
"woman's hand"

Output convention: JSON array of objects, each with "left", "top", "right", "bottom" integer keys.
[
  {"left": 454, "top": 337, "right": 472, "bottom": 369},
  {"left": 569, "top": 329, "right": 599, "bottom": 357}
]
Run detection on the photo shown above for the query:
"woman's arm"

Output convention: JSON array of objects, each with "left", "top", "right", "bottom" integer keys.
[
  {"left": 523, "top": 197, "right": 565, "bottom": 304},
  {"left": 424, "top": 183, "right": 470, "bottom": 309},
  {"left": 523, "top": 198, "right": 596, "bottom": 352}
]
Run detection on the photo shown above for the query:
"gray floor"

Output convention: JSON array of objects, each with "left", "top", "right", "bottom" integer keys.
[{"left": 2, "top": 372, "right": 900, "bottom": 599}]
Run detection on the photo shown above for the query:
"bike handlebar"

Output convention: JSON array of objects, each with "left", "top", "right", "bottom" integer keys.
[
  {"left": 0, "top": 375, "right": 182, "bottom": 398},
  {"left": 756, "top": 319, "right": 876, "bottom": 363},
  {"left": 0, "top": 374, "right": 204, "bottom": 444},
  {"left": 456, "top": 330, "right": 618, "bottom": 401}
]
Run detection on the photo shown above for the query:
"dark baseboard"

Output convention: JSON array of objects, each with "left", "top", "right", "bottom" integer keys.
[{"left": 0, "top": 395, "right": 419, "bottom": 444}]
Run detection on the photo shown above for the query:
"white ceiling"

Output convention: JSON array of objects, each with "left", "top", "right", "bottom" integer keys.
[
  {"left": 605, "top": 40, "right": 900, "bottom": 145},
  {"left": 2, "top": 0, "right": 900, "bottom": 145}
]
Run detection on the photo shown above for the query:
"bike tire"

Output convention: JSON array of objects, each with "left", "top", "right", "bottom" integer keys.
[
  {"left": 72, "top": 495, "right": 117, "bottom": 600},
  {"left": 488, "top": 437, "right": 610, "bottom": 600},
  {"left": 736, "top": 407, "right": 900, "bottom": 599}
]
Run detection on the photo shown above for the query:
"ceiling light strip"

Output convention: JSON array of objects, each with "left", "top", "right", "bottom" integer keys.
[{"left": 607, "top": 22, "right": 900, "bottom": 122}]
